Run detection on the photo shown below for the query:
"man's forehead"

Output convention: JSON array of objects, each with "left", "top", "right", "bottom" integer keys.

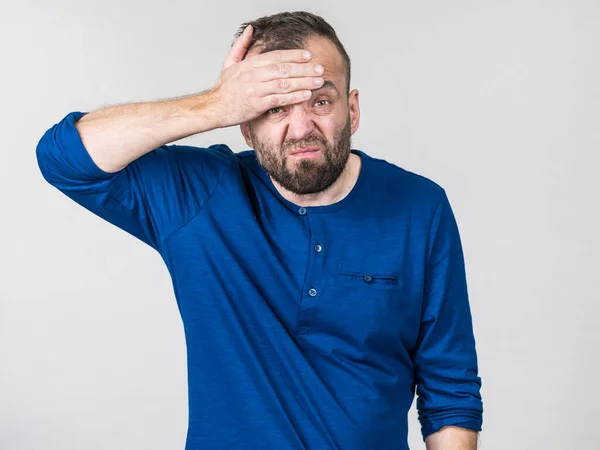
[{"left": 306, "top": 37, "right": 344, "bottom": 69}]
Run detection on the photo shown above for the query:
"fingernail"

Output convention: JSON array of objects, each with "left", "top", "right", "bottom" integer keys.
[
  {"left": 314, "top": 77, "right": 324, "bottom": 85},
  {"left": 303, "top": 51, "right": 311, "bottom": 60},
  {"left": 314, "top": 65, "right": 324, "bottom": 74}
]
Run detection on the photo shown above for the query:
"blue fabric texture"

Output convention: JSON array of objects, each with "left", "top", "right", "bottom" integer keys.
[{"left": 36, "top": 111, "right": 483, "bottom": 449}]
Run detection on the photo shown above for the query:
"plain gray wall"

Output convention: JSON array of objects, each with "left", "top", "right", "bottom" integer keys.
[{"left": 2, "top": 0, "right": 599, "bottom": 449}]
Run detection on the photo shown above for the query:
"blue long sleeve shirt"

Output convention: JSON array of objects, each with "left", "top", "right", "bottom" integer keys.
[{"left": 36, "top": 111, "right": 483, "bottom": 450}]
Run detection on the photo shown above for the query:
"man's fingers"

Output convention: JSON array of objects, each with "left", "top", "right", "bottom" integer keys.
[
  {"left": 256, "top": 62, "right": 324, "bottom": 82},
  {"left": 249, "top": 49, "right": 312, "bottom": 68},
  {"left": 259, "top": 77, "right": 324, "bottom": 96},
  {"left": 223, "top": 25, "right": 253, "bottom": 70}
]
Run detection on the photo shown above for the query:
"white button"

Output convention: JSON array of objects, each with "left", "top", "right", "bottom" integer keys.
[
  {"left": 308, "top": 288, "right": 317, "bottom": 297},
  {"left": 298, "top": 207, "right": 307, "bottom": 215},
  {"left": 314, "top": 244, "right": 322, "bottom": 253}
]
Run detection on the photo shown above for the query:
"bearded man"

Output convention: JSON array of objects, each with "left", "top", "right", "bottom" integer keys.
[{"left": 36, "top": 11, "right": 483, "bottom": 450}]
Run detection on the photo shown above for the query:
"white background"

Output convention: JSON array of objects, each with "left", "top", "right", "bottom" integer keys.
[{"left": 2, "top": 0, "right": 599, "bottom": 448}]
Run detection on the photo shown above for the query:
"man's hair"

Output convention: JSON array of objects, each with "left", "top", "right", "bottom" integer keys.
[{"left": 235, "top": 11, "right": 351, "bottom": 96}]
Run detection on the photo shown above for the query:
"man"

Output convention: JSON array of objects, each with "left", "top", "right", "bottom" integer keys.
[{"left": 36, "top": 11, "right": 483, "bottom": 450}]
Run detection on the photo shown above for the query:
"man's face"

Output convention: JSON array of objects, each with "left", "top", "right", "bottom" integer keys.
[{"left": 242, "top": 36, "right": 360, "bottom": 195}]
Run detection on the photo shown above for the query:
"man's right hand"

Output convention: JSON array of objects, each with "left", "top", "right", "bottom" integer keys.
[{"left": 209, "top": 24, "right": 325, "bottom": 128}]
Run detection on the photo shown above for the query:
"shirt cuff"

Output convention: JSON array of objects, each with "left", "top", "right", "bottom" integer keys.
[{"left": 422, "top": 416, "right": 483, "bottom": 441}]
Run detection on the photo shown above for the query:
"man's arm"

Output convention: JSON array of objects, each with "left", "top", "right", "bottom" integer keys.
[
  {"left": 413, "top": 191, "right": 484, "bottom": 442},
  {"left": 74, "top": 92, "right": 222, "bottom": 174},
  {"left": 425, "top": 425, "right": 478, "bottom": 450}
]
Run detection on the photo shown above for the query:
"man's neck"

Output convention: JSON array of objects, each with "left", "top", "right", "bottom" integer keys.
[{"left": 270, "top": 152, "right": 362, "bottom": 208}]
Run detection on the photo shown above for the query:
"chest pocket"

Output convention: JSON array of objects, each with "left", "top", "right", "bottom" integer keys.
[{"left": 307, "top": 262, "right": 404, "bottom": 347}]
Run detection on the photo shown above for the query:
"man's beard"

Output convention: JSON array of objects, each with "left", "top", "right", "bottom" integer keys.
[{"left": 250, "top": 116, "right": 352, "bottom": 195}]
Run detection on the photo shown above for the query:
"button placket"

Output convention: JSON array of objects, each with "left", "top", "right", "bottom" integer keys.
[{"left": 296, "top": 209, "right": 328, "bottom": 334}]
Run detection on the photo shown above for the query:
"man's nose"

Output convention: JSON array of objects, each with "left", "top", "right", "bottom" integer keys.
[{"left": 285, "top": 105, "right": 317, "bottom": 141}]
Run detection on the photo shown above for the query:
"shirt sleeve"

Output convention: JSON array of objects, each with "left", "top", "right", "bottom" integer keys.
[
  {"left": 414, "top": 190, "right": 484, "bottom": 440},
  {"left": 35, "top": 111, "right": 232, "bottom": 251}
]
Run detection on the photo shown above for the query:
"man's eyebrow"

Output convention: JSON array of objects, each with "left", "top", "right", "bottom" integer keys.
[{"left": 314, "top": 79, "right": 340, "bottom": 95}]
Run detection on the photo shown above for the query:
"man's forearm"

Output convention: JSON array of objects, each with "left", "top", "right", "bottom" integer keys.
[
  {"left": 425, "top": 426, "right": 478, "bottom": 450},
  {"left": 75, "top": 90, "right": 223, "bottom": 174}
]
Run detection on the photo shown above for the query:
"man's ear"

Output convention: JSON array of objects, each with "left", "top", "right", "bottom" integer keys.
[
  {"left": 348, "top": 89, "right": 361, "bottom": 135},
  {"left": 240, "top": 122, "right": 254, "bottom": 148}
]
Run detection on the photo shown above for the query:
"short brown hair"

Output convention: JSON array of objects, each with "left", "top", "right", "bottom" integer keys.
[{"left": 235, "top": 11, "right": 351, "bottom": 95}]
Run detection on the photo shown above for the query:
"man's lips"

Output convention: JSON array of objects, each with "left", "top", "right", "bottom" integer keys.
[{"left": 289, "top": 146, "right": 320, "bottom": 156}]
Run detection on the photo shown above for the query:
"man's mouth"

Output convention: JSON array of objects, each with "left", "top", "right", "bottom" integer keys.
[{"left": 289, "top": 146, "right": 321, "bottom": 157}]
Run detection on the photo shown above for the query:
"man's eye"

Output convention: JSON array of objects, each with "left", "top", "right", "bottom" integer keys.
[
  {"left": 315, "top": 100, "right": 330, "bottom": 107},
  {"left": 268, "top": 107, "right": 283, "bottom": 114}
]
